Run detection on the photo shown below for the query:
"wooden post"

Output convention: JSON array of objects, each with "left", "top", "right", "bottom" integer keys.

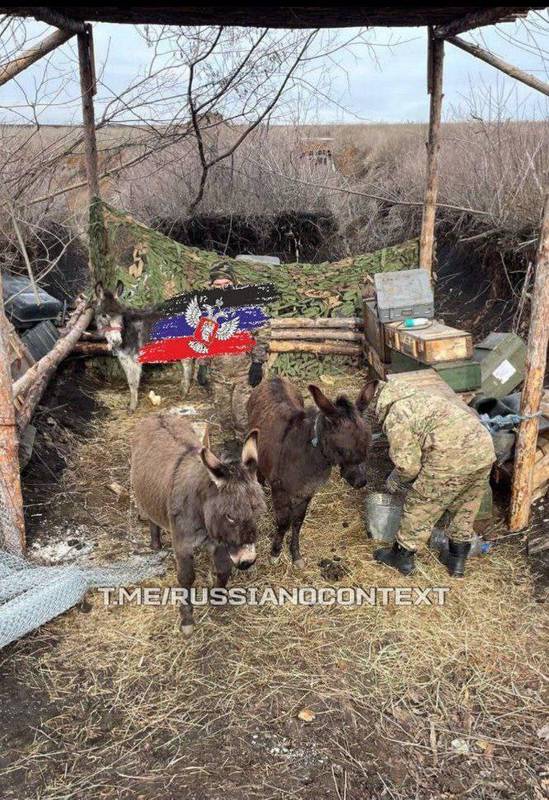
[
  {"left": 0, "top": 273, "right": 25, "bottom": 554},
  {"left": 419, "top": 29, "right": 444, "bottom": 275},
  {"left": 0, "top": 27, "right": 75, "bottom": 87},
  {"left": 77, "top": 25, "right": 100, "bottom": 199},
  {"left": 509, "top": 191, "right": 549, "bottom": 531},
  {"left": 77, "top": 24, "right": 109, "bottom": 281}
]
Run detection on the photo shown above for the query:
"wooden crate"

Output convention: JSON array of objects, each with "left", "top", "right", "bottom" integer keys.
[
  {"left": 363, "top": 300, "right": 391, "bottom": 363},
  {"left": 390, "top": 350, "right": 481, "bottom": 392},
  {"left": 364, "top": 341, "right": 389, "bottom": 380},
  {"left": 384, "top": 320, "right": 473, "bottom": 365}
]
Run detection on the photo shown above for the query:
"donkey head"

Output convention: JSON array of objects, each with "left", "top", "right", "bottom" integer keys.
[
  {"left": 94, "top": 280, "right": 125, "bottom": 348},
  {"left": 200, "top": 430, "right": 266, "bottom": 569},
  {"left": 308, "top": 384, "right": 372, "bottom": 489}
]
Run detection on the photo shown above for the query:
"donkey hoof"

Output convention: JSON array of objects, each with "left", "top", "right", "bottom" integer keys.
[
  {"left": 179, "top": 623, "right": 194, "bottom": 638},
  {"left": 293, "top": 558, "right": 306, "bottom": 571},
  {"left": 269, "top": 553, "right": 282, "bottom": 566}
]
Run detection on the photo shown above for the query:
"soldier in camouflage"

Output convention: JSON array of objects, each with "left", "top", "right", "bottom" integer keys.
[
  {"left": 206, "top": 261, "right": 270, "bottom": 442},
  {"left": 364, "top": 378, "right": 496, "bottom": 577}
]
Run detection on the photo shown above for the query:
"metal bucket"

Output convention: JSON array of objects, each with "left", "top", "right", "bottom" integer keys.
[{"left": 364, "top": 492, "right": 403, "bottom": 542}]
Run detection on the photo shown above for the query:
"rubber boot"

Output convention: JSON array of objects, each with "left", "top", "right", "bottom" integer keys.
[
  {"left": 441, "top": 539, "right": 471, "bottom": 577},
  {"left": 374, "top": 540, "right": 416, "bottom": 576}
]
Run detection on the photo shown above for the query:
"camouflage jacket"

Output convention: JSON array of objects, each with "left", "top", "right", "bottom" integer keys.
[
  {"left": 207, "top": 324, "right": 270, "bottom": 382},
  {"left": 373, "top": 379, "right": 496, "bottom": 480}
]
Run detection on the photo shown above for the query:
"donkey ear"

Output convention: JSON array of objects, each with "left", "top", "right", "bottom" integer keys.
[
  {"left": 356, "top": 380, "right": 378, "bottom": 414},
  {"left": 308, "top": 384, "right": 337, "bottom": 417},
  {"left": 95, "top": 281, "right": 104, "bottom": 300},
  {"left": 200, "top": 447, "right": 227, "bottom": 488},
  {"left": 115, "top": 280, "right": 125, "bottom": 298},
  {"left": 241, "top": 429, "right": 259, "bottom": 474}
]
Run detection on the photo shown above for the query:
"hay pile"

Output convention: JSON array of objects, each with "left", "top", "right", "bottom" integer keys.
[{"left": 1, "top": 370, "right": 547, "bottom": 800}]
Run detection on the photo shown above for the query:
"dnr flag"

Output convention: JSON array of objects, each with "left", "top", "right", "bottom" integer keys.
[{"left": 138, "top": 284, "right": 278, "bottom": 363}]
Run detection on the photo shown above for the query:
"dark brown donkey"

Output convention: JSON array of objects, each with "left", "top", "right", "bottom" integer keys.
[
  {"left": 247, "top": 377, "right": 372, "bottom": 568},
  {"left": 131, "top": 413, "right": 266, "bottom": 635}
]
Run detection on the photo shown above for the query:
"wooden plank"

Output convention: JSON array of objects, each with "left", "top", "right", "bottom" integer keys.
[
  {"left": 510, "top": 190, "right": 549, "bottom": 531},
  {"left": 364, "top": 342, "right": 389, "bottom": 380}
]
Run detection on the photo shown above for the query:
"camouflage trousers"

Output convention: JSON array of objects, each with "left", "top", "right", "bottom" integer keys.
[
  {"left": 210, "top": 373, "right": 252, "bottom": 440},
  {"left": 396, "top": 466, "right": 492, "bottom": 551}
]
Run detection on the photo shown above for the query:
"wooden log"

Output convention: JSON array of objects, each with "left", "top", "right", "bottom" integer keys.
[
  {"left": 78, "top": 24, "right": 110, "bottom": 281},
  {"left": 510, "top": 190, "right": 549, "bottom": 531},
  {"left": 434, "top": 7, "right": 529, "bottom": 38},
  {"left": 446, "top": 36, "right": 549, "bottom": 98},
  {"left": 269, "top": 340, "right": 361, "bottom": 356},
  {"left": 419, "top": 30, "right": 444, "bottom": 275},
  {"left": 0, "top": 274, "right": 25, "bottom": 554},
  {"left": 72, "top": 341, "right": 112, "bottom": 356},
  {"left": 27, "top": 7, "right": 86, "bottom": 33},
  {"left": 14, "top": 299, "right": 94, "bottom": 431},
  {"left": 272, "top": 329, "right": 363, "bottom": 343},
  {"left": 78, "top": 26, "right": 99, "bottom": 197},
  {"left": 270, "top": 317, "right": 363, "bottom": 330},
  {"left": 0, "top": 27, "right": 75, "bottom": 87}
]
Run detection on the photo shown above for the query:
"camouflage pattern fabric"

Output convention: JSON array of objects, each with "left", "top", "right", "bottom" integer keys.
[
  {"left": 209, "top": 325, "right": 270, "bottom": 438},
  {"left": 373, "top": 379, "right": 496, "bottom": 550},
  {"left": 398, "top": 466, "right": 492, "bottom": 549}
]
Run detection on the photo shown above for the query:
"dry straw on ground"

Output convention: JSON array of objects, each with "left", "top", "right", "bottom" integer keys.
[{"left": 1, "top": 370, "right": 547, "bottom": 800}]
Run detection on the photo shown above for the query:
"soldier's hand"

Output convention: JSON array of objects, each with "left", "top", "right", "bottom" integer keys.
[
  {"left": 386, "top": 468, "right": 410, "bottom": 494},
  {"left": 196, "top": 363, "right": 209, "bottom": 387},
  {"left": 248, "top": 362, "right": 263, "bottom": 387}
]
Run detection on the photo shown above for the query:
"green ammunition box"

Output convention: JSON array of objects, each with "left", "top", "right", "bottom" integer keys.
[{"left": 389, "top": 351, "right": 481, "bottom": 392}]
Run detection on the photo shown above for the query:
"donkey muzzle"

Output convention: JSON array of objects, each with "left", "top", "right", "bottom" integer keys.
[
  {"left": 230, "top": 543, "right": 257, "bottom": 570},
  {"left": 340, "top": 461, "right": 369, "bottom": 489}
]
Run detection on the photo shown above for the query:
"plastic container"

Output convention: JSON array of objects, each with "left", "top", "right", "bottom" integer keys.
[
  {"left": 374, "top": 268, "right": 434, "bottom": 323},
  {"left": 3, "top": 275, "right": 63, "bottom": 328},
  {"left": 364, "top": 492, "right": 403, "bottom": 542}
]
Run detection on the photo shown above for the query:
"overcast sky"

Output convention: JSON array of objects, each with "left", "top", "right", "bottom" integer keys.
[{"left": 1, "top": 14, "right": 548, "bottom": 125}]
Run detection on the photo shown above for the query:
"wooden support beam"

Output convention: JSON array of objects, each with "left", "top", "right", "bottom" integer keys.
[
  {"left": 0, "top": 273, "right": 25, "bottom": 554},
  {"left": 509, "top": 190, "right": 549, "bottom": 531},
  {"left": 434, "top": 7, "right": 529, "bottom": 38},
  {"left": 77, "top": 25, "right": 99, "bottom": 198},
  {"left": 0, "top": 26, "right": 74, "bottom": 87},
  {"left": 419, "top": 30, "right": 444, "bottom": 275},
  {"left": 77, "top": 24, "right": 109, "bottom": 281},
  {"left": 446, "top": 36, "right": 549, "bottom": 98},
  {"left": 27, "top": 6, "right": 86, "bottom": 34}
]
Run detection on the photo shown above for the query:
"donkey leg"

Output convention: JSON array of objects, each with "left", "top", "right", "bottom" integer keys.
[
  {"left": 289, "top": 497, "right": 311, "bottom": 570},
  {"left": 174, "top": 539, "right": 196, "bottom": 636},
  {"left": 212, "top": 544, "right": 233, "bottom": 588},
  {"left": 149, "top": 522, "right": 162, "bottom": 550},
  {"left": 270, "top": 489, "right": 291, "bottom": 565},
  {"left": 118, "top": 352, "right": 142, "bottom": 413},
  {"left": 180, "top": 359, "right": 194, "bottom": 398}
]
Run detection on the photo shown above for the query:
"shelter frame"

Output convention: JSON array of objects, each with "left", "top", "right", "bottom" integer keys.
[{"left": 0, "top": 4, "right": 546, "bottom": 552}]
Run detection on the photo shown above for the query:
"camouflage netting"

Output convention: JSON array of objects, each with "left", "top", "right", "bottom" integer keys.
[{"left": 100, "top": 203, "right": 419, "bottom": 379}]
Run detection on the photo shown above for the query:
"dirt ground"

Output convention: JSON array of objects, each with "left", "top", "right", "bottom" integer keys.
[{"left": 1, "top": 360, "right": 548, "bottom": 800}]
